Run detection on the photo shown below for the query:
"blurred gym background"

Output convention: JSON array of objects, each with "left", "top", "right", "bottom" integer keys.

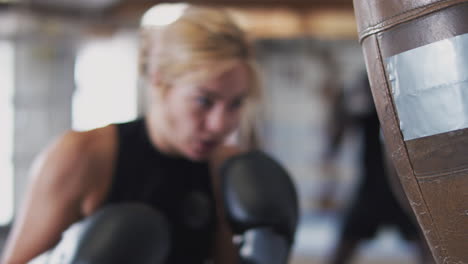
[{"left": 0, "top": 0, "right": 421, "bottom": 263}]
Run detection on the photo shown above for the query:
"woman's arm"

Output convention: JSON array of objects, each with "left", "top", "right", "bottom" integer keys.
[
  {"left": 210, "top": 145, "right": 242, "bottom": 264},
  {"left": 1, "top": 132, "right": 96, "bottom": 264}
]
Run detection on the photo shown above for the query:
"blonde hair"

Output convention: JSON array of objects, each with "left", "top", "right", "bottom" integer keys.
[{"left": 139, "top": 5, "right": 260, "bottom": 99}]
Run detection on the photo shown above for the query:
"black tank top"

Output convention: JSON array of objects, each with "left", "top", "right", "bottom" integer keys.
[{"left": 106, "top": 118, "right": 216, "bottom": 264}]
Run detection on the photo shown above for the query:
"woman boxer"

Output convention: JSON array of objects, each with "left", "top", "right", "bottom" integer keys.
[{"left": 1, "top": 6, "right": 261, "bottom": 264}]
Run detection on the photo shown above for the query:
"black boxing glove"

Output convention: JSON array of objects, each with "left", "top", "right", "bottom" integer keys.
[
  {"left": 221, "top": 151, "right": 299, "bottom": 264},
  {"left": 48, "top": 203, "right": 170, "bottom": 264}
]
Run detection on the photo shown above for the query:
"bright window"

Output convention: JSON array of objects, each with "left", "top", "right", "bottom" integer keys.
[
  {"left": 73, "top": 32, "right": 138, "bottom": 131},
  {"left": 0, "top": 41, "right": 14, "bottom": 226}
]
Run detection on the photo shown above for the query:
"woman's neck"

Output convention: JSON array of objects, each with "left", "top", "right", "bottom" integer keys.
[{"left": 145, "top": 109, "right": 180, "bottom": 157}]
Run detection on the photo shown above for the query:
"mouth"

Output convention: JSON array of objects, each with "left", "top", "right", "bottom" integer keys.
[{"left": 194, "top": 139, "right": 219, "bottom": 154}]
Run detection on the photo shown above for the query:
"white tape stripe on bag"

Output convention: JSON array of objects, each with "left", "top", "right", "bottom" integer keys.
[{"left": 385, "top": 33, "right": 468, "bottom": 140}]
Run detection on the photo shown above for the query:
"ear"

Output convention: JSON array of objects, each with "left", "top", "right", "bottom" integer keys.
[
  {"left": 150, "top": 70, "right": 164, "bottom": 88},
  {"left": 148, "top": 71, "right": 170, "bottom": 99}
]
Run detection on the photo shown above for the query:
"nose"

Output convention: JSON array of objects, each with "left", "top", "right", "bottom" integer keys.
[{"left": 205, "top": 106, "right": 237, "bottom": 137}]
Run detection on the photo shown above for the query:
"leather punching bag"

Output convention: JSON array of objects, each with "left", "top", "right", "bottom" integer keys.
[{"left": 353, "top": 1, "right": 468, "bottom": 263}]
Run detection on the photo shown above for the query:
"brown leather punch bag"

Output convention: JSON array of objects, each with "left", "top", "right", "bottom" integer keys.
[{"left": 353, "top": 1, "right": 468, "bottom": 263}]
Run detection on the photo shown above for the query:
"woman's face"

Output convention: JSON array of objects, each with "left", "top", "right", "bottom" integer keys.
[{"left": 160, "top": 62, "right": 251, "bottom": 161}]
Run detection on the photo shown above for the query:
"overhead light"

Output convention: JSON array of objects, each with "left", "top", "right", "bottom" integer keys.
[{"left": 141, "top": 3, "right": 188, "bottom": 27}]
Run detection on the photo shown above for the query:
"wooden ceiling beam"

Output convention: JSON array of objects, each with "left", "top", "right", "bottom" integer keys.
[
  {"left": 109, "top": 0, "right": 354, "bottom": 26},
  {"left": 3, "top": 0, "right": 356, "bottom": 40}
]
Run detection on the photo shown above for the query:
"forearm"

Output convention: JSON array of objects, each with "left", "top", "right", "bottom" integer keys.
[
  {"left": 213, "top": 225, "right": 238, "bottom": 264},
  {"left": 1, "top": 235, "right": 58, "bottom": 264},
  {"left": 1, "top": 203, "right": 78, "bottom": 264}
]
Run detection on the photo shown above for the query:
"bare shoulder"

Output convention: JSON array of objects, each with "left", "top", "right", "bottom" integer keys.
[
  {"left": 31, "top": 125, "right": 117, "bottom": 208},
  {"left": 79, "top": 125, "right": 118, "bottom": 215},
  {"left": 32, "top": 130, "right": 92, "bottom": 184},
  {"left": 0, "top": 126, "right": 118, "bottom": 263},
  {"left": 38, "top": 126, "right": 114, "bottom": 174}
]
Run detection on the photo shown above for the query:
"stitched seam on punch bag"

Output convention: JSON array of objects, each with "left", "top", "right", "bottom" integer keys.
[
  {"left": 359, "top": 0, "right": 458, "bottom": 40},
  {"left": 359, "top": 0, "right": 468, "bottom": 42},
  {"left": 359, "top": 0, "right": 465, "bottom": 42},
  {"left": 366, "top": 0, "right": 451, "bottom": 27},
  {"left": 414, "top": 164, "right": 468, "bottom": 179},
  {"left": 374, "top": 36, "right": 449, "bottom": 261},
  {"left": 359, "top": 0, "right": 468, "bottom": 43}
]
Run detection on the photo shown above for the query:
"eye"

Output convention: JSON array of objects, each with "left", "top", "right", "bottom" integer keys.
[
  {"left": 229, "top": 98, "right": 244, "bottom": 111},
  {"left": 196, "top": 96, "right": 213, "bottom": 109}
]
